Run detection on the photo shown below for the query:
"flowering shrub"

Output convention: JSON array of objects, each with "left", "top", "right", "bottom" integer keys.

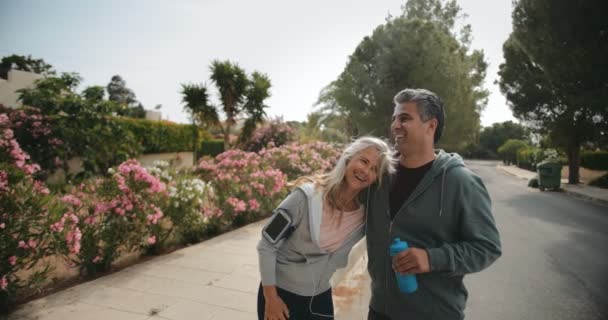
[
  {"left": 259, "top": 141, "right": 341, "bottom": 181},
  {"left": 165, "top": 176, "right": 212, "bottom": 243},
  {"left": 0, "top": 113, "right": 57, "bottom": 311},
  {"left": 197, "top": 149, "right": 288, "bottom": 226},
  {"left": 0, "top": 105, "right": 65, "bottom": 179},
  {"left": 242, "top": 118, "right": 296, "bottom": 152},
  {"left": 52, "top": 160, "right": 168, "bottom": 276},
  {"left": 145, "top": 160, "right": 211, "bottom": 244}
]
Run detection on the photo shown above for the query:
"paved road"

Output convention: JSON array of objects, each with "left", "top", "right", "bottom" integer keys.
[{"left": 336, "top": 160, "right": 608, "bottom": 320}]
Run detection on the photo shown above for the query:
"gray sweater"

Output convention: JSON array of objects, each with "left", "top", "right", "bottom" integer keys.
[{"left": 257, "top": 183, "right": 366, "bottom": 296}]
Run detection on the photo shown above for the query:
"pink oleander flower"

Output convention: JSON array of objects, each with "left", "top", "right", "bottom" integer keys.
[
  {"left": 18, "top": 240, "right": 28, "bottom": 249},
  {"left": 61, "top": 195, "right": 82, "bottom": 207},
  {"left": 227, "top": 196, "right": 247, "bottom": 213},
  {"left": 66, "top": 228, "right": 82, "bottom": 254},
  {"left": 147, "top": 236, "right": 156, "bottom": 245},
  {"left": 146, "top": 206, "right": 163, "bottom": 225},
  {"left": 248, "top": 199, "right": 260, "bottom": 211},
  {"left": 27, "top": 239, "right": 37, "bottom": 249},
  {"left": 8, "top": 256, "right": 17, "bottom": 266},
  {"left": 0, "top": 223, "right": 5, "bottom": 229},
  {"left": 202, "top": 207, "right": 222, "bottom": 218},
  {"left": 1, "top": 275, "right": 7, "bottom": 291},
  {"left": 33, "top": 180, "right": 50, "bottom": 195},
  {"left": 92, "top": 256, "right": 102, "bottom": 263},
  {"left": 50, "top": 221, "right": 64, "bottom": 232}
]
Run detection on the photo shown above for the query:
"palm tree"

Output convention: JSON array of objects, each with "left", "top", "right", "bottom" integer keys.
[
  {"left": 209, "top": 60, "right": 249, "bottom": 149},
  {"left": 180, "top": 83, "right": 218, "bottom": 164},
  {"left": 238, "top": 71, "right": 272, "bottom": 145}
]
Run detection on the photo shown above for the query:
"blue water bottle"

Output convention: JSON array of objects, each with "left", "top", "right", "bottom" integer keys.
[{"left": 389, "top": 238, "right": 418, "bottom": 294}]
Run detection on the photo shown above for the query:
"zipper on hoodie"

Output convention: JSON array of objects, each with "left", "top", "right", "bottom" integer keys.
[{"left": 386, "top": 207, "right": 393, "bottom": 316}]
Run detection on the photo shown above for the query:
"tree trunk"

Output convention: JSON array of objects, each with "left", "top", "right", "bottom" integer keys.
[
  {"left": 224, "top": 122, "right": 231, "bottom": 150},
  {"left": 566, "top": 141, "right": 580, "bottom": 184},
  {"left": 192, "top": 121, "right": 198, "bottom": 166}
]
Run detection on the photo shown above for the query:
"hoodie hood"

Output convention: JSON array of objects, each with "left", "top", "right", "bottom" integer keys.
[
  {"left": 432, "top": 150, "right": 465, "bottom": 216},
  {"left": 297, "top": 183, "right": 323, "bottom": 247}
]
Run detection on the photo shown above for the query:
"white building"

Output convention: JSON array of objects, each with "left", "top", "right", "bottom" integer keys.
[
  {"left": 0, "top": 69, "right": 44, "bottom": 108},
  {"left": 145, "top": 110, "right": 161, "bottom": 121}
]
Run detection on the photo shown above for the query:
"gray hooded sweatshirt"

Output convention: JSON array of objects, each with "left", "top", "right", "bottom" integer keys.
[
  {"left": 257, "top": 183, "right": 366, "bottom": 296},
  {"left": 366, "top": 150, "right": 502, "bottom": 319}
]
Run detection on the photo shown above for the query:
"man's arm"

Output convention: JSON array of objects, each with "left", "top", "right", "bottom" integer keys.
[{"left": 425, "top": 172, "right": 502, "bottom": 275}]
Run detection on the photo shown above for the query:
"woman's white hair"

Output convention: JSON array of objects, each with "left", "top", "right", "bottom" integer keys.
[
  {"left": 326, "top": 136, "right": 396, "bottom": 189},
  {"left": 295, "top": 136, "right": 397, "bottom": 213}
]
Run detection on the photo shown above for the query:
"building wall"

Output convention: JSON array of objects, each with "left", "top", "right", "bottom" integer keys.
[
  {"left": 0, "top": 69, "right": 44, "bottom": 108},
  {"left": 46, "top": 152, "right": 195, "bottom": 185}
]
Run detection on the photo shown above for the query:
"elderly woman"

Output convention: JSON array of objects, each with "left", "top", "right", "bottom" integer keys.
[{"left": 257, "top": 136, "right": 397, "bottom": 320}]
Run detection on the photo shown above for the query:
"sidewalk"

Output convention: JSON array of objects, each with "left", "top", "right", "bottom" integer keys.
[
  {"left": 496, "top": 164, "right": 608, "bottom": 205},
  {"left": 5, "top": 220, "right": 368, "bottom": 320}
]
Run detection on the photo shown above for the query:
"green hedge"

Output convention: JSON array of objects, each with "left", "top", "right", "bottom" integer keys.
[
  {"left": 198, "top": 139, "right": 225, "bottom": 158},
  {"left": 581, "top": 150, "right": 608, "bottom": 170},
  {"left": 115, "top": 117, "right": 202, "bottom": 154}
]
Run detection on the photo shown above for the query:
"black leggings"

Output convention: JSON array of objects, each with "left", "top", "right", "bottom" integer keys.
[{"left": 257, "top": 283, "right": 334, "bottom": 319}]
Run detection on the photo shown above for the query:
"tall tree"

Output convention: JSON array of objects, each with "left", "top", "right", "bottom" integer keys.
[
  {"left": 181, "top": 83, "right": 218, "bottom": 163},
  {"left": 498, "top": 0, "right": 608, "bottom": 184},
  {"left": 106, "top": 75, "right": 141, "bottom": 117},
  {"left": 316, "top": 0, "right": 488, "bottom": 152},
  {"left": 0, "top": 54, "right": 55, "bottom": 78}
]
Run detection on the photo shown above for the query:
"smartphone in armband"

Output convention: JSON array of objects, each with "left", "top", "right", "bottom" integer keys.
[{"left": 262, "top": 209, "right": 293, "bottom": 244}]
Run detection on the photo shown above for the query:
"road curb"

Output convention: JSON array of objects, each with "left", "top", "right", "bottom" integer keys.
[
  {"left": 496, "top": 165, "right": 533, "bottom": 180},
  {"left": 561, "top": 188, "right": 608, "bottom": 206},
  {"left": 497, "top": 165, "right": 608, "bottom": 206}
]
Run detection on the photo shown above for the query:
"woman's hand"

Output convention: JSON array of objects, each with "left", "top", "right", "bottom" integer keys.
[{"left": 263, "top": 286, "right": 290, "bottom": 320}]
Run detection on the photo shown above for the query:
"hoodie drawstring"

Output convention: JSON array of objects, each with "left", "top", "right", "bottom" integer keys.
[{"left": 439, "top": 167, "right": 447, "bottom": 216}]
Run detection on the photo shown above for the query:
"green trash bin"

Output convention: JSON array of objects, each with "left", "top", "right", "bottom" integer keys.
[{"left": 536, "top": 161, "right": 562, "bottom": 191}]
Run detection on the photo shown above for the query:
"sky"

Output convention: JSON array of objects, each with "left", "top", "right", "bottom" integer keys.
[{"left": 1, "top": 0, "right": 516, "bottom": 127}]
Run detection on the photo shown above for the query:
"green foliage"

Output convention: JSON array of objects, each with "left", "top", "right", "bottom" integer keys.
[
  {"left": 461, "top": 143, "right": 496, "bottom": 160},
  {"left": 17, "top": 73, "right": 143, "bottom": 178},
  {"left": 581, "top": 150, "right": 608, "bottom": 171},
  {"left": 199, "top": 139, "right": 225, "bottom": 158},
  {"left": 480, "top": 121, "right": 529, "bottom": 155},
  {"left": 497, "top": 139, "right": 529, "bottom": 165},
  {"left": 0, "top": 54, "right": 55, "bottom": 79},
  {"left": 498, "top": 0, "right": 608, "bottom": 183},
  {"left": 316, "top": 0, "right": 488, "bottom": 151},
  {"left": 298, "top": 111, "right": 350, "bottom": 143},
  {"left": 115, "top": 117, "right": 199, "bottom": 154}
]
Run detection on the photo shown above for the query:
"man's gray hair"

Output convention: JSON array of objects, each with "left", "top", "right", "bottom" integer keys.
[{"left": 393, "top": 88, "right": 445, "bottom": 143}]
